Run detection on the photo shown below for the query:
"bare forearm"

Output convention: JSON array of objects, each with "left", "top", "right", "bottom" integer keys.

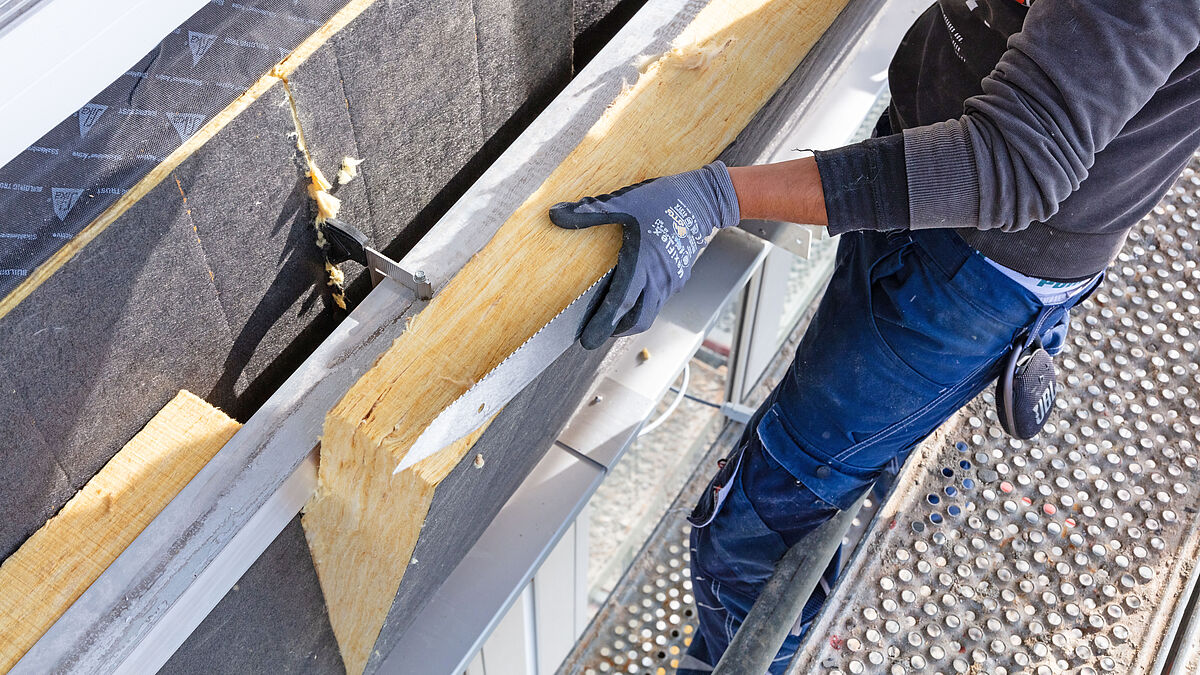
[{"left": 727, "top": 157, "right": 828, "bottom": 227}]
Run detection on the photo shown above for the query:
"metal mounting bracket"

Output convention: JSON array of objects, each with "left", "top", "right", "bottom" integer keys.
[
  {"left": 736, "top": 219, "right": 813, "bottom": 259},
  {"left": 321, "top": 218, "right": 434, "bottom": 300}
]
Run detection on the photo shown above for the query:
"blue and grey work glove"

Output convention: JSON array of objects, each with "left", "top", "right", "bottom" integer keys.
[{"left": 549, "top": 161, "right": 741, "bottom": 350}]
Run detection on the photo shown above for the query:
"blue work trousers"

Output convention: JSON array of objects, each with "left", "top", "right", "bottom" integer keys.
[{"left": 679, "top": 227, "right": 1087, "bottom": 673}]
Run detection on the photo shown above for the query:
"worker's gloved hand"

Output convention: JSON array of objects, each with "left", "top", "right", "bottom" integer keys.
[{"left": 549, "top": 161, "right": 740, "bottom": 350}]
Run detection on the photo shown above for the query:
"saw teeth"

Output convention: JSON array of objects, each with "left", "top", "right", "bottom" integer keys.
[
  {"left": 397, "top": 270, "right": 614, "bottom": 473},
  {"left": 459, "top": 269, "right": 613, "bottom": 394}
]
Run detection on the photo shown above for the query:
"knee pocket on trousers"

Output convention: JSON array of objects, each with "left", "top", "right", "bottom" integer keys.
[
  {"left": 757, "top": 408, "right": 874, "bottom": 512},
  {"left": 689, "top": 447, "right": 745, "bottom": 528},
  {"left": 750, "top": 444, "right": 845, "bottom": 523}
]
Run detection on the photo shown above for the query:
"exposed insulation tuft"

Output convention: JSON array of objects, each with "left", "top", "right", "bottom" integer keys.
[
  {"left": 637, "top": 37, "right": 736, "bottom": 74},
  {"left": 275, "top": 73, "right": 349, "bottom": 309},
  {"left": 674, "top": 37, "right": 737, "bottom": 70},
  {"left": 309, "top": 162, "right": 334, "bottom": 192},
  {"left": 325, "top": 261, "right": 346, "bottom": 287},
  {"left": 337, "top": 157, "right": 365, "bottom": 185},
  {"left": 310, "top": 185, "right": 342, "bottom": 225}
]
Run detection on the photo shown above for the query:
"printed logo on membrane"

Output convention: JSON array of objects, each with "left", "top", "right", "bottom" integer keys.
[
  {"left": 77, "top": 104, "right": 107, "bottom": 138},
  {"left": 51, "top": 188, "right": 84, "bottom": 222},
  {"left": 167, "top": 112, "right": 206, "bottom": 142},
  {"left": 189, "top": 31, "right": 218, "bottom": 66}
]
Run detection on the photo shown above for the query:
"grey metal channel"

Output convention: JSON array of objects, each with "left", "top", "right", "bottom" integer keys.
[{"left": 790, "top": 152, "right": 1200, "bottom": 675}]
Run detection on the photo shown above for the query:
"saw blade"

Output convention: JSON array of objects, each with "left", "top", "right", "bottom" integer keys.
[{"left": 393, "top": 271, "right": 612, "bottom": 474}]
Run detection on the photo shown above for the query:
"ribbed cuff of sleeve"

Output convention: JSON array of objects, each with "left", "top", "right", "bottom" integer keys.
[
  {"left": 812, "top": 134, "right": 909, "bottom": 236},
  {"left": 902, "top": 121, "right": 980, "bottom": 229},
  {"left": 705, "top": 160, "right": 741, "bottom": 230}
]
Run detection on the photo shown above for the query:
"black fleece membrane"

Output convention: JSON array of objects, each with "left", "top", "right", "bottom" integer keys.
[{"left": 0, "top": 0, "right": 347, "bottom": 291}]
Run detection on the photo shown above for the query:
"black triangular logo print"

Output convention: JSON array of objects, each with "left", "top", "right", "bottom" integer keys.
[
  {"left": 189, "top": 31, "right": 218, "bottom": 66},
  {"left": 77, "top": 103, "right": 107, "bottom": 138}
]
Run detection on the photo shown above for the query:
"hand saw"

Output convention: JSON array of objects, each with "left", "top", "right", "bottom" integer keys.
[
  {"left": 322, "top": 217, "right": 810, "bottom": 475},
  {"left": 393, "top": 271, "right": 611, "bottom": 474}
]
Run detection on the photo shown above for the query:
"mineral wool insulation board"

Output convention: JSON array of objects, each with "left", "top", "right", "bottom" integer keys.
[{"left": 0, "top": 0, "right": 585, "bottom": 633}]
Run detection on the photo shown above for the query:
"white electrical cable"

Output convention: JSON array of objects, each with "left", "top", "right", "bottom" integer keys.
[{"left": 638, "top": 363, "right": 691, "bottom": 438}]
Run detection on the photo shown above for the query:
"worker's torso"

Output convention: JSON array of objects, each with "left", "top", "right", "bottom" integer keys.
[{"left": 889, "top": 1, "right": 1200, "bottom": 279}]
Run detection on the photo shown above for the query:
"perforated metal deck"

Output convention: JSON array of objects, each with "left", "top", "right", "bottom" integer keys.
[
  {"left": 792, "top": 153, "right": 1200, "bottom": 675},
  {"left": 560, "top": 154, "right": 1200, "bottom": 675}
]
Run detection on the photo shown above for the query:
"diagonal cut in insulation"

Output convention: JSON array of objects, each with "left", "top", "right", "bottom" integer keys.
[{"left": 274, "top": 68, "right": 347, "bottom": 309}]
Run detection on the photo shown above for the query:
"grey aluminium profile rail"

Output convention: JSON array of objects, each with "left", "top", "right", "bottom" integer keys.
[
  {"left": 713, "top": 488, "right": 872, "bottom": 675},
  {"left": 0, "top": 0, "right": 44, "bottom": 33}
]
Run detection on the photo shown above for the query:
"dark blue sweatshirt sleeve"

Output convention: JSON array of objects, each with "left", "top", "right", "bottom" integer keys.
[
  {"left": 813, "top": 134, "right": 910, "bottom": 236},
  {"left": 814, "top": 0, "right": 1200, "bottom": 234}
]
